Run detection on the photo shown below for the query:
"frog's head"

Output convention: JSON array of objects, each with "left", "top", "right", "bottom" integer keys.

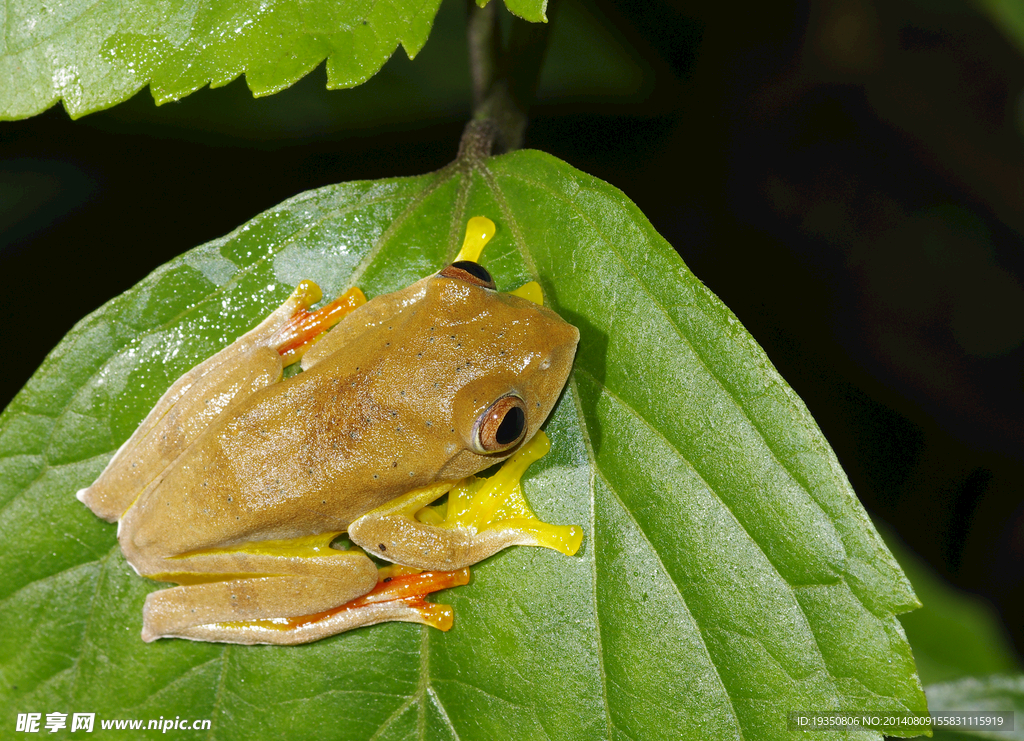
[{"left": 416, "top": 261, "right": 580, "bottom": 478}]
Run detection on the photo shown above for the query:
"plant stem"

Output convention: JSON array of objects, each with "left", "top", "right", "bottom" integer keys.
[
  {"left": 457, "top": 119, "right": 499, "bottom": 165},
  {"left": 466, "top": 0, "right": 554, "bottom": 153},
  {"left": 468, "top": 1, "right": 500, "bottom": 110}
]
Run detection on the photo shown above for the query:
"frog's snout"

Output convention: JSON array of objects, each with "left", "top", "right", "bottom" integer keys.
[
  {"left": 545, "top": 321, "right": 580, "bottom": 379},
  {"left": 528, "top": 318, "right": 580, "bottom": 405}
]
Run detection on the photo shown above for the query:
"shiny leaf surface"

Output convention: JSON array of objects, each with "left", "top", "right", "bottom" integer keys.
[
  {"left": 0, "top": 0, "right": 545, "bottom": 119},
  {"left": 0, "top": 150, "right": 927, "bottom": 739}
]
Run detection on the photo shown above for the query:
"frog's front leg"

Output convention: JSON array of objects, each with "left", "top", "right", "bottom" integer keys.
[
  {"left": 78, "top": 281, "right": 364, "bottom": 522},
  {"left": 348, "top": 432, "right": 583, "bottom": 571}
]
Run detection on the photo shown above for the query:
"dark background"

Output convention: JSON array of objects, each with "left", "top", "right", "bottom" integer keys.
[{"left": 2, "top": 0, "right": 1023, "bottom": 658}]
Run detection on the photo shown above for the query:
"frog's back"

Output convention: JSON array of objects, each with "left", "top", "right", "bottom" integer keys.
[
  {"left": 119, "top": 363, "right": 392, "bottom": 555},
  {"left": 119, "top": 268, "right": 580, "bottom": 561}
]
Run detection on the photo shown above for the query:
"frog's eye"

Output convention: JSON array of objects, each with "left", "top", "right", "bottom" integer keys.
[
  {"left": 473, "top": 394, "right": 528, "bottom": 453},
  {"left": 439, "top": 261, "right": 496, "bottom": 290}
]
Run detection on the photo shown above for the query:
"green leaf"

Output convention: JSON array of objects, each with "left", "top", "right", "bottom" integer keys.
[
  {"left": 878, "top": 525, "right": 1021, "bottom": 686},
  {"left": 927, "top": 675, "right": 1024, "bottom": 741},
  {"left": 0, "top": 149, "right": 926, "bottom": 739},
  {"left": 0, "top": 0, "right": 545, "bottom": 120},
  {"left": 974, "top": 0, "right": 1024, "bottom": 57}
]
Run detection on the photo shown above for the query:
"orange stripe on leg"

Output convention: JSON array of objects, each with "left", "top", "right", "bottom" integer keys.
[
  {"left": 273, "top": 286, "right": 367, "bottom": 364},
  {"left": 237, "top": 568, "right": 470, "bottom": 633}
]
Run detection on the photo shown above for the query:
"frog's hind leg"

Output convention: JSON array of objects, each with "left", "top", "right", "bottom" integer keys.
[
  {"left": 78, "top": 281, "right": 365, "bottom": 522},
  {"left": 136, "top": 534, "right": 467, "bottom": 645},
  {"left": 347, "top": 431, "right": 583, "bottom": 572},
  {"left": 161, "top": 568, "right": 471, "bottom": 645}
]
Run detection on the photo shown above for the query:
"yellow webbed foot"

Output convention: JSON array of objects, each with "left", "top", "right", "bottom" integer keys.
[
  {"left": 510, "top": 280, "right": 543, "bottom": 306},
  {"left": 418, "top": 431, "right": 583, "bottom": 558}
]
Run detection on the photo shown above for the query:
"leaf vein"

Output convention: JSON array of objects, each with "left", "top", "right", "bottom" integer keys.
[
  {"left": 483, "top": 164, "right": 615, "bottom": 741},
  {"left": 67, "top": 545, "right": 114, "bottom": 705},
  {"left": 575, "top": 364, "right": 843, "bottom": 729},
  {"left": 205, "top": 647, "right": 230, "bottom": 741},
  {"left": 496, "top": 169, "right": 829, "bottom": 518},
  {"left": 589, "top": 444, "right": 745, "bottom": 740},
  {"left": 368, "top": 691, "right": 416, "bottom": 741},
  {"left": 427, "top": 687, "right": 461, "bottom": 740}
]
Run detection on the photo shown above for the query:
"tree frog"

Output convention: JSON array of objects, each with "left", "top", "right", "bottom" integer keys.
[{"left": 77, "top": 217, "right": 582, "bottom": 645}]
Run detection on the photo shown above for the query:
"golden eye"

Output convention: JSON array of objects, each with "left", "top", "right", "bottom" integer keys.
[
  {"left": 439, "top": 260, "right": 496, "bottom": 290},
  {"left": 473, "top": 394, "right": 527, "bottom": 453}
]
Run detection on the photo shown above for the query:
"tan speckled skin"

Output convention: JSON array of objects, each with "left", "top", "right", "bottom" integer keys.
[
  {"left": 83, "top": 268, "right": 579, "bottom": 643},
  {"left": 119, "top": 273, "right": 578, "bottom": 569}
]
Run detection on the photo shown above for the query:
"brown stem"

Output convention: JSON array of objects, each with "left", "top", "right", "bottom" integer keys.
[
  {"left": 465, "top": 0, "right": 555, "bottom": 153},
  {"left": 457, "top": 119, "right": 498, "bottom": 166},
  {"left": 467, "top": 0, "right": 499, "bottom": 111}
]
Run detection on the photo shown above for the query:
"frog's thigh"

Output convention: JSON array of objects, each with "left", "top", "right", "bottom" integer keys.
[
  {"left": 125, "top": 531, "right": 374, "bottom": 582},
  {"left": 139, "top": 543, "right": 380, "bottom": 639},
  {"left": 141, "top": 544, "right": 472, "bottom": 645},
  {"left": 157, "top": 569, "right": 471, "bottom": 645},
  {"left": 164, "top": 597, "right": 428, "bottom": 645},
  {"left": 142, "top": 570, "right": 374, "bottom": 641}
]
